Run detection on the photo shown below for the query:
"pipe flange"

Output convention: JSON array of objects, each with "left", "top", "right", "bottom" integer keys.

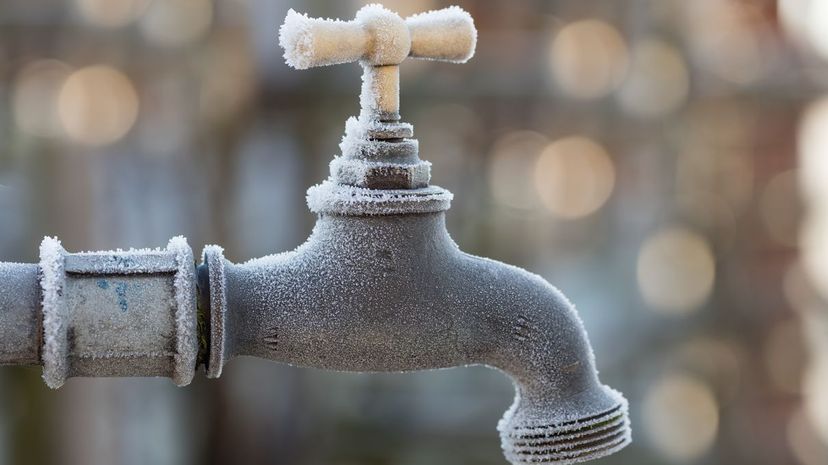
[
  {"left": 306, "top": 180, "right": 453, "bottom": 215},
  {"left": 200, "top": 245, "right": 227, "bottom": 379},
  {"left": 168, "top": 236, "right": 198, "bottom": 386},
  {"left": 39, "top": 237, "right": 68, "bottom": 389}
]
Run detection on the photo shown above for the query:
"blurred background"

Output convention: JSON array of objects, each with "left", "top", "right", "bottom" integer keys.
[{"left": 0, "top": 0, "right": 827, "bottom": 464}]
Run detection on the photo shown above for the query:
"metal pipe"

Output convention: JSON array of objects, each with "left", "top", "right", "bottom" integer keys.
[{"left": 0, "top": 262, "right": 40, "bottom": 364}]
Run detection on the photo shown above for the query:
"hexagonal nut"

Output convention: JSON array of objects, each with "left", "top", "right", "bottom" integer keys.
[{"left": 331, "top": 158, "right": 431, "bottom": 189}]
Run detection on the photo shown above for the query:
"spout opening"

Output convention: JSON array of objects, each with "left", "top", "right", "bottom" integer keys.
[{"left": 499, "top": 388, "right": 631, "bottom": 465}]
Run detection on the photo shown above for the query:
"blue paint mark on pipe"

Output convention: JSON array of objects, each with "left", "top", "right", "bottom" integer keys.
[
  {"left": 111, "top": 255, "right": 135, "bottom": 269},
  {"left": 97, "top": 279, "right": 109, "bottom": 290},
  {"left": 115, "top": 282, "right": 128, "bottom": 312}
]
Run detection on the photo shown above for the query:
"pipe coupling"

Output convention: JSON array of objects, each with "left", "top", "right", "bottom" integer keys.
[{"left": 39, "top": 236, "right": 198, "bottom": 388}]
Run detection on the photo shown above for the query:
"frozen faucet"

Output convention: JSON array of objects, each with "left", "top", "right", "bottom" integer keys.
[{"left": 0, "top": 4, "right": 630, "bottom": 464}]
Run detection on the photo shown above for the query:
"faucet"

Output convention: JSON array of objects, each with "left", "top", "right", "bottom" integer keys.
[{"left": 0, "top": 5, "right": 630, "bottom": 464}]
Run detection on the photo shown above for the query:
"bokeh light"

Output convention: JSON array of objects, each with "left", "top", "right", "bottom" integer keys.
[
  {"left": 795, "top": 93, "right": 828, "bottom": 465},
  {"left": 677, "top": 146, "right": 754, "bottom": 216},
  {"left": 637, "top": 227, "right": 716, "bottom": 314},
  {"left": 548, "top": 19, "right": 628, "bottom": 100},
  {"left": 643, "top": 372, "right": 720, "bottom": 462},
  {"left": 417, "top": 103, "right": 483, "bottom": 187},
  {"left": 765, "top": 319, "right": 806, "bottom": 394},
  {"left": 804, "top": 357, "right": 828, "bottom": 445},
  {"left": 799, "top": 215, "right": 828, "bottom": 299},
  {"left": 799, "top": 97, "right": 828, "bottom": 298},
  {"left": 683, "top": 1, "right": 766, "bottom": 85},
  {"left": 780, "top": 0, "right": 828, "bottom": 73},
  {"left": 58, "top": 65, "right": 139, "bottom": 146},
  {"left": 788, "top": 408, "right": 828, "bottom": 465},
  {"left": 351, "top": 0, "right": 437, "bottom": 17},
  {"left": 676, "top": 190, "right": 737, "bottom": 236},
  {"left": 618, "top": 39, "right": 689, "bottom": 118},
  {"left": 12, "top": 59, "right": 73, "bottom": 138},
  {"left": 74, "top": 0, "right": 150, "bottom": 28},
  {"left": 784, "top": 262, "right": 819, "bottom": 313},
  {"left": 488, "top": 130, "right": 547, "bottom": 209},
  {"left": 759, "top": 169, "right": 801, "bottom": 247},
  {"left": 140, "top": 0, "right": 213, "bottom": 48},
  {"left": 677, "top": 338, "right": 743, "bottom": 405},
  {"left": 533, "top": 136, "right": 615, "bottom": 219},
  {"left": 199, "top": 32, "right": 256, "bottom": 124},
  {"left": 799, "top": 98, "right": 828, "bottom": 202}
]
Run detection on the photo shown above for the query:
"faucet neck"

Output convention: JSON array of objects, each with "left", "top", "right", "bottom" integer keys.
[{"left": 311, "top": 212, "right": 454, "bottom": 250}]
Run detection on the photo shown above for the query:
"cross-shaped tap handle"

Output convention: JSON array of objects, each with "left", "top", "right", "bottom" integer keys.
[{"left": 279, "top": 4, "right": 477, "bottom": 121}]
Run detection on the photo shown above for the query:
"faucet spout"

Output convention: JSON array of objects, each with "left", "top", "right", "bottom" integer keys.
[{"left": 201, "top": 211, "right": 630, "bottom": 464}]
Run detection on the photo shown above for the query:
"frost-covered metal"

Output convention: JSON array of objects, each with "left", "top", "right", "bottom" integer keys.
[
  {"left": 0, "top": 4, "right": 630, "bottom": 464},
  {"left": 0, "top": 262, "right": 40, "bottom": 364},
  {"left": 38, "top": 236, "right": 198, "bottom": 388}
]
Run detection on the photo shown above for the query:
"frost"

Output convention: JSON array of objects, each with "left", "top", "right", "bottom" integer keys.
[
  {"left": 279, "top": 8, "right": 367, "bottom": 69},
  {"left": 39, "top": 236, "right": 67, "bottom": 389},
  {"left": 278, "top": 9, "right": 315, "bottom": 69},
  {"left": 279, "top": 4, "right": 478, "bottom": 69},
  {"left": 306, "top": 180, "right": 452, "bottom": 215},
  {"left": 499, "top": 389, "right": 631, "bottom": 464},
  {"left": 38, "top": 236, "right": 198, "bottom": 388},
  {"left": 406, "top": 6, "right": 477, "bottom": 63},
  {"left": 168, "top": 236, "right": 198, "bottom": 386},
  {"left": 0, "top": 262, "right": 39, "bottom": 363},
  {"left": 339, "top": 116, "right": 416, "bottom": 158},
  {"left": 278, "top": 4, "right": 477, "bottom": 126},
  {"left": 201, "top": 244, "right": 227, "bottom": 378},
  {"left": 343, "top": 115, "right": 412, "bottom": 140},
  {"left": 203, "top": 207, "right": 630, "bottom": 465},
  {"left": 75, "top": 246, "right": 164, "bottom": 254},
  {"left": 354, "top": 4, "right": 410, "bottom": 65},
  {"left": 330, "top": 157, "right": 431, "bottom": 188}
]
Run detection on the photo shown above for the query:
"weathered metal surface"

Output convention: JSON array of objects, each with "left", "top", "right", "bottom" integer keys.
[
  {"left": 64, "top": 274, "right": 177, "bottom": 377},
  {"left": 38, "top": 237, "right": 198, "bottom": 388},
  {"left": 0, "top": 262, "right": 40, "bottom": 364},
  {"left": 65, "top": 253, "right": 179, "bottom": 274},
  {"left": 201, "top": 211, "right": 630, "bottom": 465},
  {"left": 200, "top": 245, "right": 226, "bottom": 379}
]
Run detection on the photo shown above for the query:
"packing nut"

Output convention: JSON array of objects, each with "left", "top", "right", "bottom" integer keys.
[{"left": 331, "top": 157, "right": 431, "bottom": 189}]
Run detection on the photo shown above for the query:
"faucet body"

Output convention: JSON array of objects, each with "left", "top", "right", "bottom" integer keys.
[
  {"left": 223, "top": 212, "right": 590, "bottom": 384},
  {"left": 202, "top": 210, "right": 630, "bottom": 464}
]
